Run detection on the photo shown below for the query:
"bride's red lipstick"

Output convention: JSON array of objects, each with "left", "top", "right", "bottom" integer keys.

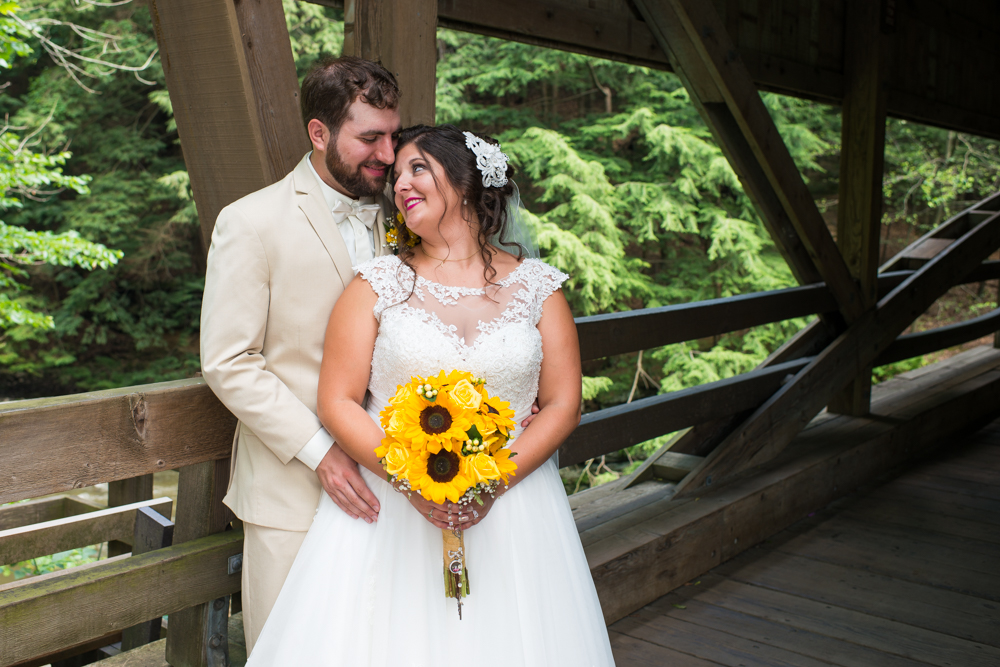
[{"left": 405, "top": 197, "right": 423, "bottom": 211}]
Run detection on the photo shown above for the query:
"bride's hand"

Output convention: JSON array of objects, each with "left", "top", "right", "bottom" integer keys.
[
  {"left": 450, "top": 491, "right": 499, "bottom": 530},
  {"left": 398, "top": 488, "right": 473, "bottom": 530}
]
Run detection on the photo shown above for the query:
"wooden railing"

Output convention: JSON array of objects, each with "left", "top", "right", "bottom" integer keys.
[{"left": 1, "top": 212, "right": 998, "bottom": 665}]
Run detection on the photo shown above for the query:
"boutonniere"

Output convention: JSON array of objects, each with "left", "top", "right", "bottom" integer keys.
[{"left": 386, "top": 212, "right": 420, "bottom": 253}]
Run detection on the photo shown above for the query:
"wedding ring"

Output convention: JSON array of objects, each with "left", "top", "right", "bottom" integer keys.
[
  {"left": 427, "top": 509, "right": 434, "bottom": 520},
  {"left": 459, "top": 515, "right": 469, "bottom": 522}
]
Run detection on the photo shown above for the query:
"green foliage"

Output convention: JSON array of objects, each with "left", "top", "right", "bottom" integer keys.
[
  {"left": 883, "top": 121, "right": 1000, "bottom": 232},
  {"left": 1, "top": 544, "right": 102, "bottom": 580}
]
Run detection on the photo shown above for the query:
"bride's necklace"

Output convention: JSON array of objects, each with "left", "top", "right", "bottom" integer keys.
[{"left": 419, "top": 246, "right": 479, "bottom": 264}]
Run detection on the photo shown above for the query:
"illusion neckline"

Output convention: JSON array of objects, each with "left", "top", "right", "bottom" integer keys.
[{"left": 401, "top": 255, "right": 534, "bottom": 294}]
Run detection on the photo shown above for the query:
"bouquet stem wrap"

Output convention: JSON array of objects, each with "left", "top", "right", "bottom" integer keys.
[{"left": 442, "top": 529, "right": 470, "bottom": 618}]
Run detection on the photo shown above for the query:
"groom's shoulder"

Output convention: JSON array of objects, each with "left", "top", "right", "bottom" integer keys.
[{"left": 221, "top": 168, "right": 299, "bottom": 222}]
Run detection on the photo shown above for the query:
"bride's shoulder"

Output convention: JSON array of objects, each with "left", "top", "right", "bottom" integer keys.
[
  {"left": 355, "top": 255, "right": 410, "bottom": 294},
  {"left": 514, "top": 258, "right": 569, "bottom": 293}
]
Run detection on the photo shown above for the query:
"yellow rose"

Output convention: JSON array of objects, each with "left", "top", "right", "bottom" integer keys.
[
  {"left": 391, "top": 383, "right": 415, "bottom": 405},
  {"left": 384, "top": 445, "right": 410, "bottom": 477},
  {"left": 468, "top": 452, "right": 501, "bottom": 483},
  {"left": 448, "top": 379, "right": 482, "bottom": 412},
  {"left": 385, "top": 408, "right": 408, "bottom": 436}
]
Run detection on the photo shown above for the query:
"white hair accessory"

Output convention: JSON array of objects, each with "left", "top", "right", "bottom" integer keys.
[{"left": 463, "top": 131, "right": 509, "bottom": 188}]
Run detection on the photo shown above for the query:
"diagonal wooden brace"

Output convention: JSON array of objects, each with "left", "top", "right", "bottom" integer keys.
[
  {"left": 632, "top": 0, "right": 865, "bottom": 323},
  {"left": 673, "top": 211, "right": 1000, "bottom": 498}
]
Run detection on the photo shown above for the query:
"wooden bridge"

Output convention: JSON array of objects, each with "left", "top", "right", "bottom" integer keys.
[{"left": 2, "top": 1, "right": 1000, "bottom": 666}]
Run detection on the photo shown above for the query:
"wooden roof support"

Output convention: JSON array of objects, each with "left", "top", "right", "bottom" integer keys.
[
  {"left": 149, "top": 0, "right": 308, "bottom": 249},
  {"left": 673, "top": 210, "right": 1000, "bottom": 499},
  {"left": 631, "top": 0, "right": 864, "bottom": 324},
  {"left": 344, "top": 0, "right": 437, "bottom": 127},
  {"left": 828, "top": 0, "right": 890, "bottom": 416}
]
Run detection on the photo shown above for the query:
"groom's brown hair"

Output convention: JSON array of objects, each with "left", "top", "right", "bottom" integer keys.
[{"left": 301, "top": 56, "right": 400, "bottom": 135}]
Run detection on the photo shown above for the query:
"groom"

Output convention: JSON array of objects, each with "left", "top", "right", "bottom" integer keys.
[{"left": 200, "top": 56, "right": 402, "bottom": 652}]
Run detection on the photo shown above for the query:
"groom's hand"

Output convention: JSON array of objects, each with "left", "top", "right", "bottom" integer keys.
[
  {"left": 316, "top": 443, "right": 380, "bottom": 523},
  {"left": 520, "top": 398, "right": 540, "bottom": 428}
]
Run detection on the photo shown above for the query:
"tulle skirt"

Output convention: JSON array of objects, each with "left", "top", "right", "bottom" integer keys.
[{"left": 246, "top": 408, "right": 615, "bottom": 667}]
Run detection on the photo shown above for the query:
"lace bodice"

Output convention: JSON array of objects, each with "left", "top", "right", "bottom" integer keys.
[{"left": 357, "top": 255, "right": 568, "bottom": 419}]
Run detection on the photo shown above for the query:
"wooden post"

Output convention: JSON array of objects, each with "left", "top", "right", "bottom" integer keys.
[
  {"left": 121, "top": 506, "right": 175, "bottom": 650},
  {"left": 631, "top": 0, "right": 865, "bottom": 325},
  {"left": 148, "top": 0, "right": 308, "bottom": 249},
  {"left": 164, "top": 459, "right": 235, "bottom": 667},
  {"left": 828, "top": 0, "right": 890, "bottom": 416},
  {"left": 107, "top": 474, "right": 153, "bottom": 557},
  {"left": 344, "top": 0, "right": 438, "bottom": 127}
]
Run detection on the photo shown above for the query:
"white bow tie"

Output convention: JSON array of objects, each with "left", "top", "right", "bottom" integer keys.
[{"left": 331, "top": 199, "right": 381, "bottom": 228}]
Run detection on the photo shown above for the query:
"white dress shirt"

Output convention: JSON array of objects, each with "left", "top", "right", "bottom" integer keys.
[{"left": 295, "top": 155, "right": 378, "bottom": 470}]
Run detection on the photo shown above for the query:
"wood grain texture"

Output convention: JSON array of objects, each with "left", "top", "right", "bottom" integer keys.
[
  {"left": 829, "top": 0, "right": 889, "bottom": 415},
  {"left": 349, "top": 0, "right": 437, "bottom": 126},
  {"left": 0, "top": 378, "right": 236, "bottom": 504},
  {"left": 149, "top": 0, "right": 307, "bottom": 248},
  {"left": 0, "top": 498, "right": 172, "bottom": 567},
  {"left": 0, "top": 531, "right": 243, "bottom": 667}
]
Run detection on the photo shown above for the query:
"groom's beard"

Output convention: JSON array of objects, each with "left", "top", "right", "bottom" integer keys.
[{"left": 326, "top": 144, "right": 390, "bottom": 198}]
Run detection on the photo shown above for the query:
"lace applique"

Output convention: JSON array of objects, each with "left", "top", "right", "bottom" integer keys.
[
  {"left": 355, "top": 255, "right": 413, "bottom": 321},
  {"left": 360, "top": 256, "right": 568, "bottom": 414}
]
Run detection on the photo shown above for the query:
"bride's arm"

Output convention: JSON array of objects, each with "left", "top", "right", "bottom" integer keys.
[
  {"left": 505, "top": 288, "right": 582, "bottom": 486},
  {"left": 318, "top": 277, "right": 461, "bottom": 530},
  {"left": 317, "top": 277, "right": 385, "bottom": 477},
  {"left": 460, "top": 289, "right": 580, "bottom": 528}
]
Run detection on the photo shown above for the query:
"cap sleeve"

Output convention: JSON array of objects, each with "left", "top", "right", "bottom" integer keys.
[
  {"left": 523, "top": 259, "right": 569, "bottom": 326},
  {"left": 355, "top": 255, "right": 411, "bottom": 321}
]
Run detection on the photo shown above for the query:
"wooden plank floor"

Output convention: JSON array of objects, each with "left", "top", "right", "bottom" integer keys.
[{"left": 609, "top": 416, "right": 1000, "bottom": 667}]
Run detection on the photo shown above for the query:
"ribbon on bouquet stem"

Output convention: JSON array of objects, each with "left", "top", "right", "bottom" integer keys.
[{"left": 442, "top": 528, "right": 470, "bottom": 619}]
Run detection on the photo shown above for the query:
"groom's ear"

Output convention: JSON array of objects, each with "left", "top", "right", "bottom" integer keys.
[{"left": 307, "top": 119, "right": 332, "bottom": 154}]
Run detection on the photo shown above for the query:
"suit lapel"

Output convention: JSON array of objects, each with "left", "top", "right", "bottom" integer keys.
[{"left": 293, "top": 157, "right": 355, "bottom": 288}]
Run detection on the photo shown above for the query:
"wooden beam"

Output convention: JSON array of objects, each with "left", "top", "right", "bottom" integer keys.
[
  {"left": 829, "top": 0, "right": 890, "bottom": 416},
  {"left": 576, "top": 283, "right": 836, "bottom": 361},
  {"left": 632, "top": 0, "right": 865, "bottom": 323},
  {"left": 0, "top": 531, "right": 243, "bottom": 667},
  {"left": 345, "top": 0, "right": 437, "bottom": 126},
  {"left": 149, "top": 0, "right": 308, "bottom": 249},
  {"left": 875, "top": 307, "right": 1000, "bottom": 367},
  {"left": 559, "top": 358, "right": 810, "bottom": 468},
  {"left": 0, "top": 498, "right": 173, "bottom": 567},
  {"left": 108, "top": 474, "right": 154, "bottom": 557},
  {"left": 0, "top": 378, "right": 236, "bottom": 505},
  {"left": 673, "top": 211, "right": 1000, "bottom": 498},
  {"left": 122, "top": 507, "right": 176, "bottom": 651},
  {"left": 0, "top": 496, "right": 101, "bottom": 531},
  {"left": 164, "top": 460, "right": 236, "bottom": 667}
]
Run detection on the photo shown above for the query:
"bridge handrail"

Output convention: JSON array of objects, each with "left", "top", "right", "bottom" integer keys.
[{"left": 2, "top": 259, "right": 997, "bottom": 503}]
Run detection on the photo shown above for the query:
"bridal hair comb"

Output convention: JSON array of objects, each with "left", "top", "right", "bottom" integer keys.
[{"left": 463, "top": 131, "right": 509, "bottom": 189}]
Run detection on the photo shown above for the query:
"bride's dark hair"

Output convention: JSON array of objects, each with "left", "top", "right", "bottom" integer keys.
[{"left": 391, "top": 124, "right": 525, "bottom": 287}]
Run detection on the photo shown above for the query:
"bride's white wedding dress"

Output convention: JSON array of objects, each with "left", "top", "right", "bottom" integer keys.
[{"left": 246, "top": 255, "right": 615, "bottom": 666}]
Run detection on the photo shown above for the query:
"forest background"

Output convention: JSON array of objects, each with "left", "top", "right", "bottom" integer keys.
[{"left": 2, "top": 0, "right": 999, "bottom": 493}]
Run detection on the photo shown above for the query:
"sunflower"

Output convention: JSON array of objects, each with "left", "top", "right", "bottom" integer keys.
[
  {"left": 410, "top": 449, "right": 473, "bottom": 504},
  {"left": 491, "top": 447, "right": 518, "bottom": 484}
]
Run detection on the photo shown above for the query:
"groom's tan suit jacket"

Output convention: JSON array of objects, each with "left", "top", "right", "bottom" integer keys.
[{"left": 201, "top": 155, "right": 389, "bottom": 531}]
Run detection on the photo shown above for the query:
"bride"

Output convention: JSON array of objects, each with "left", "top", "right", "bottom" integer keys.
[{"left": 246, "top": 124, "right": 615, "bottom": 666}]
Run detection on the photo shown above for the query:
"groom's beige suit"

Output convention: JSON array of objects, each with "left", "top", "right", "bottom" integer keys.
[{"left": 200, "top": 154, "right": 388, "bottom": 650}]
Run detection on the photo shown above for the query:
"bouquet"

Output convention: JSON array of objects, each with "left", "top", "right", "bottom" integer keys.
[{"left": 375, "top": 369, "right": 517, "bottom": 618}]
